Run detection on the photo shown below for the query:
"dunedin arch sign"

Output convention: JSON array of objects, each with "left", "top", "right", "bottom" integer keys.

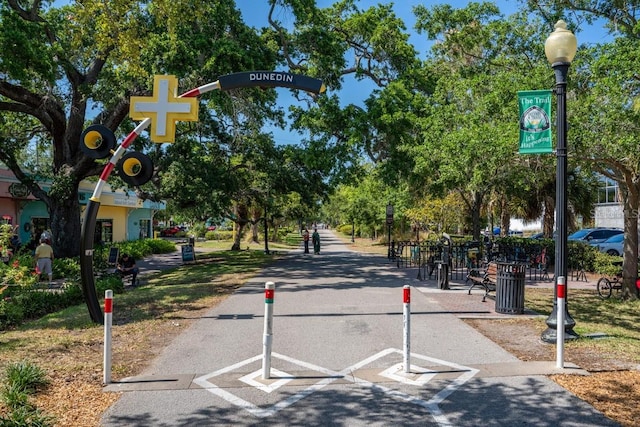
[
  {"left": 218, "top": 71, "right": 326, "bottom": 93},
  {"left": 80, "top": 71, "right": 325, "bottom": 323}
]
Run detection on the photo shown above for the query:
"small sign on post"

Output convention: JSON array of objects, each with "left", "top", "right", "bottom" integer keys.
[
  {"left": 181, "top": 244, "right": 195, "bottom": 263},
  {"left": 107, "top": 247, "right": 119, "bottom": 266}
]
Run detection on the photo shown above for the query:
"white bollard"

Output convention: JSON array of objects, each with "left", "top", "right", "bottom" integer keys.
[
  {"left": 262, "top": 282, "right": 275, "bottom": 379},
  {"left": 556, "top": 276, "right": 566, "bottom": 368},
  {"left": 103, "top": 290, "right": 113, "bottom": 384},
  {"left": 403, "top": 285, "right": 411, "bottom": 373}
]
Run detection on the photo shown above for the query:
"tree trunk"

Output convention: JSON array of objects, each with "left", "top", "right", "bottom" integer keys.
[
  {"left": 468, "top": 191, "right": 484, "bottom": 241},
  {"left": 49, "top": 192, "right": 82, "bottom": 258},
  {"left": 499, "top": 196, "right": 510, "bottom": 237},
  {"left": 250, "top": 222, "right": 260, "bottom": 243},
  {"left": 622, "top": 183, "right": 639, "bottom": 300},
  {"left": 542, "top": 195, "right": 555, "bottom": 238},
  {"left": 250, "top": 206, "right": 261, "bottom": 243},
  {"left": 231, "top": 221, "right": 245, "bottom": 251},
  {"left": 230, "top": 204, "right": 249, "bottom": 251}
]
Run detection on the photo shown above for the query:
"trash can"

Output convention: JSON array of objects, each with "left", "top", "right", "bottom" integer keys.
[
  {"left": 188, "top": 236, "right": 195, "bottom": 247},
  {"left": 495, "top": 262, "right": 526, "bottom": 314}
]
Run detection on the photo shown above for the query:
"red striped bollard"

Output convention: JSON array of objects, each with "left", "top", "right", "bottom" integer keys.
[
  {"left": 403, "top": 285, "right": 411, "bottom": 373},
  {"left": 262, "top": 282, "right": 275, "bottom": 379},
  {"left": 103, "top": 290, "right": 113, "bottom": 384},
  {"left": 556, "top": 277, "right": 566, "bottom": 368}
]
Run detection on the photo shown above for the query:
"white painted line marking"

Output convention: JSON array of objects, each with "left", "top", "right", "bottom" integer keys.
[
  {"left": 193, "top": 353, "right": 344, "bottom": 418},
  {"left": 379, "top": 363, "right": 437, "bottom": 385},
  {"left": 192, "top": 348, "right": 478, "bottom": 426},
  {"left": 238, "top": 368, "right": 292, "bottom": 393},
  {"left": 344, "top": 349, "right": 479, "bottom": 427}
]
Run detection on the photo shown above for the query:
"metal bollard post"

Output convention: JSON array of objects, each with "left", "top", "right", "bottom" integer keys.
[
  {"left": 262, "top": 282, "right": 275, "bottom": 379},
  {"left": 103, "top": 290, "right": 113, "bottom": 384},
  {"left": 403, "top": 285, "right": 411, "bottom": 373},
  {"left": 556, "top": 276, "right": 566, "bottom": 368}
]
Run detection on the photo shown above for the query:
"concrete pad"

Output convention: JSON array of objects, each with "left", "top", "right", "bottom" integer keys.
[
  {"left": 470, "top": 361, "right": 589, "bottom": 378},
  {"left": 103, "top": 374, "right": 196, "bottom": 392}
]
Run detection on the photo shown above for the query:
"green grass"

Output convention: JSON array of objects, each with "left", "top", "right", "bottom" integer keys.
[
  {"left": 525, "top": 287, "right": 640, "bottom": 363},
  {"left": 22, "top": 249, "right": 276, "bottom": 328}
]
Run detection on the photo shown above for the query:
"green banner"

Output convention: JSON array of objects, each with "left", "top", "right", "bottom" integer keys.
[{"left": 518, "top": 90, "right": 552, "bottom": 154}]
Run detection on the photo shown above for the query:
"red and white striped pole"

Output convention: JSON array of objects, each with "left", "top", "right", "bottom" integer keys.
[
  {"left": 262, "top": 282, "right": 275, "bottom": 379},
  {"left": 403, "top": 285, "right": 411, "bottom": 373},
  {"left": 556, "top": 276, "right": 566, "bottom": 368},
  {"left": 103, "top": 290, "right": 113, "bottom": 384}
]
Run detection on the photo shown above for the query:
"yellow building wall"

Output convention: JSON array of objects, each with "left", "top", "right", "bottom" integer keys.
[{"left": 96, "top": 205, "right": 128, "bottom": 242}]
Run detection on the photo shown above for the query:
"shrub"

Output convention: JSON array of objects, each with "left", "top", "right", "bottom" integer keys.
[
  {"left": 592, "top": 251, "right": 623, "bottom": 276},
  {"left": 52, "top": 258, "right": 80, "bottom": 281},
  {"left": 0, "top": 405, "right": 55, "bottom": 426},
  {"left": 0, "top": 361, "right": 54, "bottom": 426},
  {"left": 336, "top": 224, "right": 353, "bottom": 236},
  {"left": 0, "top": 262, "right": 38, "bottom": 287},
  {"left": 205, "top": 230, "right": 233, "bottom": 241},
  {"left": 2, "top": 361, "right": 49, "bottom": 395},
  {"left": 0, "top": 298, "right": 24, "bottom": 330},
  {"left": 283, "top": 233, "right": 302, "bottom": 246},
  {"left": 96, "top": 274, "right": 124, "bottom": 295}
]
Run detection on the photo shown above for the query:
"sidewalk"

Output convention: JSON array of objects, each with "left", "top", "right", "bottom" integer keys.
[{"left": 101, "top": 231, "right": 615, "bottom": 426}]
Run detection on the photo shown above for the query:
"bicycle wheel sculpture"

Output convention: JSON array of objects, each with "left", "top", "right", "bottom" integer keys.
[{"left": 80, "top": 72, "right": 325, "bottom": 323}]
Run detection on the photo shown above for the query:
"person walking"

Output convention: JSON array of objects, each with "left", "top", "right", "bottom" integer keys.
[
  {"left": 302, "top": 228, "right": 310, "bottom": 254},
  {"left": 312, "top": 228, "right": 321, "bottom": 254},
  {"left": 34, "top": 237, "right": 54, "bottom": 285}
]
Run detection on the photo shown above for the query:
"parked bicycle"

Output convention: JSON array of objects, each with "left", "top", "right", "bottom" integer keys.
[{"left": 597, "top": 273, "right": 623, "bottom": 299}]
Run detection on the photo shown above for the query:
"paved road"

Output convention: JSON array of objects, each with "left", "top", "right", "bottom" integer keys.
[{"left": 102, "top": 229, "right": 617, "bottom": 426}]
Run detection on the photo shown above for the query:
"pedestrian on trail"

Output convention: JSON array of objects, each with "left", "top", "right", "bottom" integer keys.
[
  {"left": 302, "top": 228, "right": 310, "bottom": 254},
  {"left": 312, "top": 228, "right": 321, "bottom": 254},
  {"left": 34, "top": 237, "right": 54, "bottom": 285}
]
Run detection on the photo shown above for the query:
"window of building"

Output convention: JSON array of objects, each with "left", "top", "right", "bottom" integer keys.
[
  {"left": 597, "top": 176, "right": 619, "bottom": 204},
  {"left": 95, "top": 219, "right": 113, "bottom": 244},
  {"left": 139, "top": 219, "right": 150, "bottom": 239}
]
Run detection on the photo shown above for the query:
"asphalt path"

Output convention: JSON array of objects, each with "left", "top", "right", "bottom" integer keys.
[{"left": 101, "top": 229, "right": 617, "bottom": 426}]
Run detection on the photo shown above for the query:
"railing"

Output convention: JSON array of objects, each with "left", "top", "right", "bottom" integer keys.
[{"left": 390, "top": 239, "right": 554, "bottom": 283}]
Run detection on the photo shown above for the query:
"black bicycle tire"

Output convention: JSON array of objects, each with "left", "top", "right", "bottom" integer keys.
[{"left": 597, "top": 277, "right": 612, "bottom": 299}]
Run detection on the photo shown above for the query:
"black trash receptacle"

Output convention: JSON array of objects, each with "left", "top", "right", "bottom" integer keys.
[
  {"left": 188, "top": 236, "right": 195, "bottom": 247},
  {"left": 495, "top": 263, "right": 526, "bottom": 314}
]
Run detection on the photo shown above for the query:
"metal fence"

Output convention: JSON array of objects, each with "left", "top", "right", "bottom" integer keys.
[{"left": 389, "top": 239, "right": 553, "bottom": 283}]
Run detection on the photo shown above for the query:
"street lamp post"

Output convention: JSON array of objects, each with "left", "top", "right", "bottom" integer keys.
[
  {"left": 263, "top": 204, "right": 270, "bottom": 255},
  {"left": 351, "top": 219, "right": 355, "bottom": 243},
  {"left": 386, "top": 203, "right": 394, "bottom": 259},
  {"left": 542, "top": 20, "right": 579, "bottom": 343}
]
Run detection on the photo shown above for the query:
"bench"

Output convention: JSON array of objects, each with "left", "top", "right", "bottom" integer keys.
[{"left": 466, "top": 262, "right": 498, "bottom": 302}]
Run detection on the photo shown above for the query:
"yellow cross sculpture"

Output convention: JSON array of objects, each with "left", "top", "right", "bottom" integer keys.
[{"left": 129, "top": 75, "right": 199, "bottom": 143}]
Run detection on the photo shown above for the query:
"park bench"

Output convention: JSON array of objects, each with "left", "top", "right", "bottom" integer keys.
[{"left": 466, "top": 262, "right": 498, "bottom": 302}]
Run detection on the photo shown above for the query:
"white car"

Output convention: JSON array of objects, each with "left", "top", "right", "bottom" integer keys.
[{"left": 596, "top": 233, "right": 624, "bottom": 256}]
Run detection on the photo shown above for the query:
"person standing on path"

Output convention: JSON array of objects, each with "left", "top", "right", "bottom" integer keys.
[
  {"left": 302, "top": 228, "right": 310, "bottom": 254},
  {"left": 34, "top": 237, "right": 54, "bottom": 285},
  {"left": 312, "top": 228, "right": 321, "bottom": 254}
]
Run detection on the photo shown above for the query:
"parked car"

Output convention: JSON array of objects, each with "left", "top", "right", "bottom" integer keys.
[
  {"left": 596, "top": 233, "right": 624, "bottom": 256},
  {"left": 160, "top": 226, "right": 181, "bottom": 237},
  {"left": 567, "top": 227, "right": 623, "bottom": 245},
  {"left": 529, "top": 231, "right": 557, "bottom": 239}
]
